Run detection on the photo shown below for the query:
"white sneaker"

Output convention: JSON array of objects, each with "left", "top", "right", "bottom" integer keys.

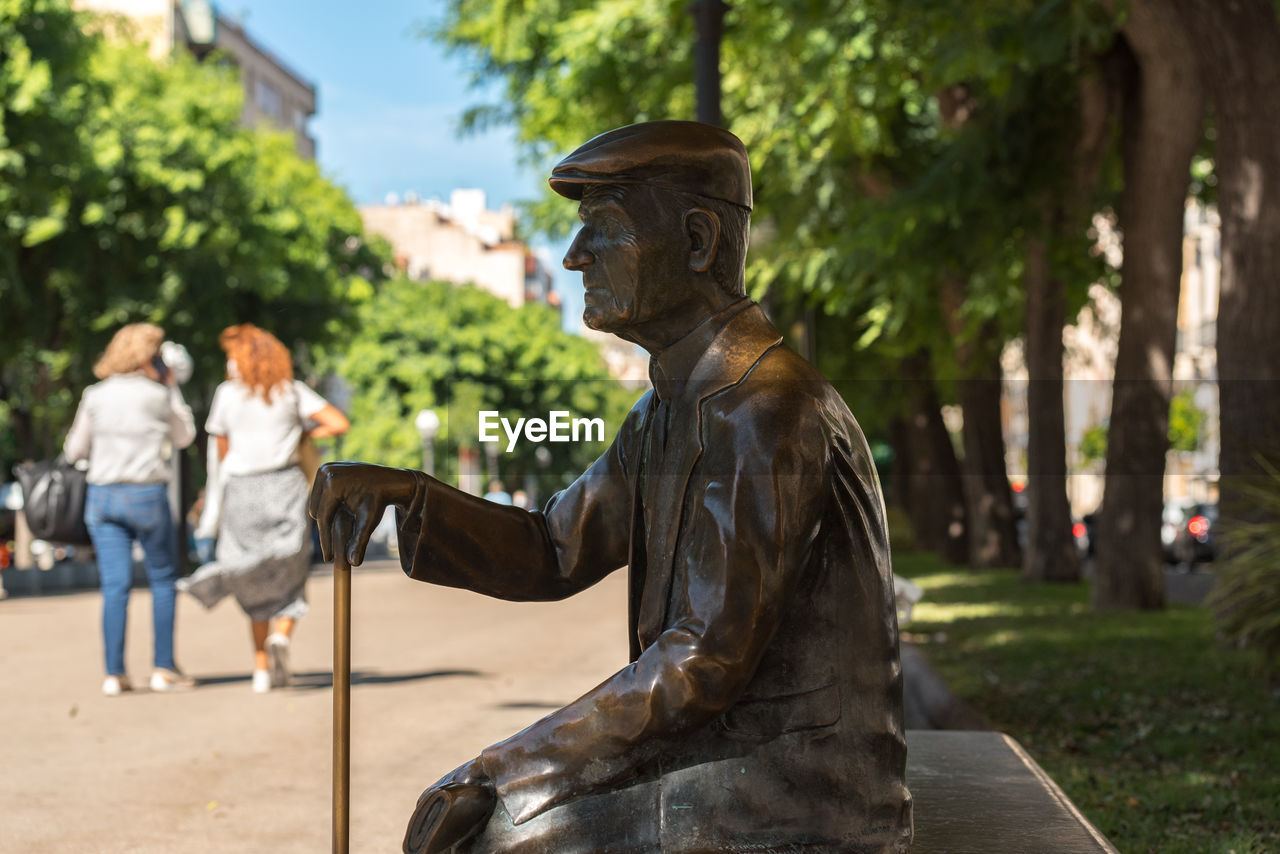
[
  {"left": 266, "top": 633, "right": 291, "bottom": 688},
  {"left": 150, "top": 668, "right": 196, "bottom": 692},
  {"left": 252, "top": 669, "right": 271, "bottom": 694},
  {"left": 102, "top": 675, "right": 132, "bottom": 696}
]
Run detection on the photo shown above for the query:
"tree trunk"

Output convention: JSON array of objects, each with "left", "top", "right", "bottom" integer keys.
[
  {"left": 1022, "top": 236, "right": 1082, "bottom": 582},
  {"left": 1093, "top": 4, "right": 1205, "bottom": 610},
  {"left": 939, "top": 273, "right": 1022, "bottom": 570},
  {"left": 958, "top": 340, "right": 1023, "bottom": 569},
  {"left": 1171, "top": 0, "right": 1280, "bottom": 521},
  {"left": 10, "top": 406, "right": 37, "bottom": 463},
  {"left": 900, "top": 351, "right": 969, "bottom": 564},
  {"left": 888, "top": 415, "right": 913, "bottom": 515},
  {"left": 1017, "top": 55, "right": 1119, "bottom": 583}
]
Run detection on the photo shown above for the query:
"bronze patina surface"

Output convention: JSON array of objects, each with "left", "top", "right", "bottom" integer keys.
[{"left": 310, "top": 121, "right": 913, "bottom": 853}]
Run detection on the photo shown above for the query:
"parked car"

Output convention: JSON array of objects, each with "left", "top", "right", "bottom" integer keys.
[{"left": 1162, "top": 501, "right": 1218, "bottom": 568}]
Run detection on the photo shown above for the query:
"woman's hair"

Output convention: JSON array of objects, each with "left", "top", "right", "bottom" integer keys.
[
  {"left": 93, "top": 323, "right": 165, "bottom": 379},
  {"left": 219, "top": 323, "right": 294, "bottom": 402}
]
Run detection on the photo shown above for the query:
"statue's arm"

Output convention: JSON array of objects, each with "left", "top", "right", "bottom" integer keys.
[
  {"left": 479, "top": 391, "right": 829, "bottom": 824},
  {"left": 395, "top": 394, "right": 650, "bottom": 601}
]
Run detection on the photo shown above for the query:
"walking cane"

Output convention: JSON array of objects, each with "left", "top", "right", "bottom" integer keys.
[{"left": 332, "top": 514, "right": 354, "bottom": 854}]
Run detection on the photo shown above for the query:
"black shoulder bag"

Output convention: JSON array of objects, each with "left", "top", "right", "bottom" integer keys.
[{"left": 12, "top": 457, "right": 92, "bottom": 545}]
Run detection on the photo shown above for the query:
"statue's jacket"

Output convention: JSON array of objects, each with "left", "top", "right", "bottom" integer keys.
[{"left": 397, "top": 303, "right": 913, "bottom": 853}]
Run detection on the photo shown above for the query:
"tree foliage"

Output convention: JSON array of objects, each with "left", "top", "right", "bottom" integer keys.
[
  {"left": 432, "top": 0, "right": 1121, "bottom": 575},
  {"left": 0, "top": 0, "right": 385, "bottom": 467},
  {"left": 433, "top": 0, "right": 1116, "bottom": 361},
  {"left": 1080, "top": 422, "right": 1108, "bottom": 466},
  {"left": 1167, "top": 389, "right": 1204, "bottom": 454},
  {"left": 323, "top": 277, "right": 638, "bottom": 493}
]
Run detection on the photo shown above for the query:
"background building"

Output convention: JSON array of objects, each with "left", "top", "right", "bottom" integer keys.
[
  {"left": 360, "top": 189, "right": 560, "bottom": 314},
  {"left": 76, "top": 0, "right": 317, "bottom": 158}
]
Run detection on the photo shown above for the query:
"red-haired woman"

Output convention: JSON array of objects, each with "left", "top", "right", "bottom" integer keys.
[{"left": 179, "top": 324, "right": 348, "bottom": 692}]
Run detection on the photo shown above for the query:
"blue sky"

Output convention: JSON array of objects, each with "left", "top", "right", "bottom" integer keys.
[{"left": 235, "top": 0, "right": 583, "bottom": 329}]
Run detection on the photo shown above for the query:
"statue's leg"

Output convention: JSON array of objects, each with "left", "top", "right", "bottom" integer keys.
[{"left": 459, "top": 776, "right": 661, "bottom": 854}]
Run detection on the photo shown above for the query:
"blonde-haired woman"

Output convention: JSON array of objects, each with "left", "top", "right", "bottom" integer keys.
[
  {"left": 180, "top": 323, "right": 348, "bottom": 692},
  {"left": 64, "top": 323, "right": 197, "bottom": 695}
]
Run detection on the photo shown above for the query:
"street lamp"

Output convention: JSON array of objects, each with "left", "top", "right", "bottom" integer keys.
[
  {"left": 415, "top": 409, "right": 440, "bottom": 478},
  {"left": 179, "top": 0, "right": 217, "bottom": 50}
]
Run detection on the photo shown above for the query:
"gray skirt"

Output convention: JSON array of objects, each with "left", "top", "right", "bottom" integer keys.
[{"left": 180, "top": 466, "right": 311, "bottom": 622}]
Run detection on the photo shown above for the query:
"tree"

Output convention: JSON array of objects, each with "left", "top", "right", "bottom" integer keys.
[
  {"left": 1074, "top": 390, "right": 1204, "bottom": 469},
  {"left": 324, "top": 278, "right": 637, "bottom": 498},
  {"left": 437, "top": 0, "right": 1280, "bottom": 604},
  {"left": 954, "top": 321, "right": 1023, "bottom": 569},
  {"left": 1167, "top": 0, "right": 1280, "bottom": 522},
  {"left": 0, "top": 4, "right": 384, "bottom": 472},
  {"left": 1090, "top": 0, "right": 1280, "bottom": 606},
  {"left": 1, "top": 0, "right": 100, "bottom": 465},
  {"left": 434, "top": 0, "right": 1129, "bottom": 570},
  {"left": 1091, "top": 0, "right": 1204, "bottom": 609}
]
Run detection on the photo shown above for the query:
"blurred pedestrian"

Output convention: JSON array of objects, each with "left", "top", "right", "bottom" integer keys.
[
  {"left": 64, "top": 323, "right": 197, "bottom": 696},
  {"left": 179, "top": 324, "right": 348, "bottom": 692},
  {"left": 483, "top": 479, "right": 512, "bottom": 505}
]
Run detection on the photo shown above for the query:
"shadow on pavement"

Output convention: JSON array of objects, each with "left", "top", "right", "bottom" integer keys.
[{"left": 194, "top": 668, "right": 484, "bottom": 690}]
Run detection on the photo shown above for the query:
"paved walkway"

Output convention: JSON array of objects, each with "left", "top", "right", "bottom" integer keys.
[
  {"left": 1, "top": 555, "right": 1149, "bottom": 850},
  {"left": 1, "top": 561, "right": 632, "bottom": 853},
  {"left": 1164, "top": 566, "right": 1216, "bottom": 606}
]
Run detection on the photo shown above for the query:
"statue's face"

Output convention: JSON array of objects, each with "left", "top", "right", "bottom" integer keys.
[{"left": 564, "top": 185, "right": 687, "bottom": 335}]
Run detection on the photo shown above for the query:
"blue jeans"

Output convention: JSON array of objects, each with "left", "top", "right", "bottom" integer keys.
[{"left": 85, "top": 483, "right": 177, "bottom": 675}]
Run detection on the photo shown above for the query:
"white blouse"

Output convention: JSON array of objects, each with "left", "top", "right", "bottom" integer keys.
[
  {"left": 64, "top": 373, "right": 196, "bottom": 485},
  {"left": 205, "top": 379, "right": 329, "bottom": 477}
]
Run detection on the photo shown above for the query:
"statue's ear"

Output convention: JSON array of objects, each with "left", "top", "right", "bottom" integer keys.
[{"left": 682, "top": 208, "right": 720, "bottom": 274}]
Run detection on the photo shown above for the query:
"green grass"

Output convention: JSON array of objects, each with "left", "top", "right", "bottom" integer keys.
[{"left": 895, "top": 552, "right": 1280, "bottom": 854}]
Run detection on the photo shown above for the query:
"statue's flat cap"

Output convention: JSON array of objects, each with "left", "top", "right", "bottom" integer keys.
[{"left": 549, "top": 121, "right": 752, "bottom": 210}]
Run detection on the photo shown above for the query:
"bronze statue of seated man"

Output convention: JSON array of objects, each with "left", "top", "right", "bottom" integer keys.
[{"left": 310, "top": 121, "right": 914, "bottom": 854}]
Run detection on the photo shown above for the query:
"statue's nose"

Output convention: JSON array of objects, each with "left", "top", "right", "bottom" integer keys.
[{"left": 563, "top": 232, "right": 594, "bottom": 271}]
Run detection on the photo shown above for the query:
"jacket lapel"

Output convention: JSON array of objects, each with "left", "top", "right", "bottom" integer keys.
[
  {"left": 627, "top": 395, "right": 654, "bottom": 662},
  {"left": 635, "top": 304, "right": 784, "bottom": 650}
]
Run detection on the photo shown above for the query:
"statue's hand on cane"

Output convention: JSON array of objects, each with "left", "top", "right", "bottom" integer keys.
[
  {"left": 310, "top": 463, "right": 497, "bottom": 854},
  {"left": 309, "top": 462, "right": 419, "bottom": 565},
  {"left": 310, "top": 462, "right": 420, "bottom": 854}
]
